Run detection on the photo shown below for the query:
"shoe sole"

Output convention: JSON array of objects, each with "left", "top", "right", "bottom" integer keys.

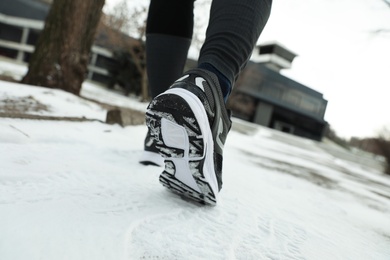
[{"left": 145, "top": 88, "right": 218, "bottom": 205}]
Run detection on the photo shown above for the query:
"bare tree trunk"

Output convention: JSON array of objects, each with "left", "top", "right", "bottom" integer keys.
[
  {"left": 127, "top": 41, "right": 148, "bottom": 101},
  {"left": 22, "top": 0, "right": 105, "bottom": 95},
  {"left": 141, "top": 68, "right": 148, "bottom": 101}
]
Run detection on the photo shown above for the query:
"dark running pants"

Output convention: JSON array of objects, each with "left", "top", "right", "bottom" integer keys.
[{"left": 146, "top": 0, "right": 272, "bottom": 98}]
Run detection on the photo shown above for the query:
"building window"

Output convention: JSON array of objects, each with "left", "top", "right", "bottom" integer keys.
[
  {"left": 283, "top": 90, "right": 301, "bottom": 106},
  {"left": 300, "top": 97, "right": 319, "bottom": 115},
  {"left": 262, "top": 83, "right": 284, "bottom": 99}
]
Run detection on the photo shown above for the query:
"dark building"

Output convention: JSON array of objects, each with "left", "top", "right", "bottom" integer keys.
[
  {"left": 229, "top": 43, "right": 328, "bottom": 141},
  {"left": 0, "top": 0, "right": 49, "bottom": 20},
  {"left": 0, "top": 0, "right": 49, "bottom": 61}
]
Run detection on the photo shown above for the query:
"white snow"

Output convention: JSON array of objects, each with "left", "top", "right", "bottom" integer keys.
[
  {"left": 0, "top": 58, "right": 27, "bottom": 80},
  {"left": 1, "top": 77, "right": 390, "bottom": 260}
]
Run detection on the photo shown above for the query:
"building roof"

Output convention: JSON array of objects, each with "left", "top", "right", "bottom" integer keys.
[
  {"left": 258, "top": 42, "right": 297, "bottom": 63},
  {"left": 0, "top": 0, "right": 49, "bottom": 21}
]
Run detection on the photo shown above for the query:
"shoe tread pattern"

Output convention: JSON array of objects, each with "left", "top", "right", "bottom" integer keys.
[{"left": 146, "top": 94, "right": 216, "bottom": 205}]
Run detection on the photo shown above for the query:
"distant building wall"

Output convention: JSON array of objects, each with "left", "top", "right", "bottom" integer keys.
[{"left": 229, "top": 61, "right": 328, "bottom": 141}]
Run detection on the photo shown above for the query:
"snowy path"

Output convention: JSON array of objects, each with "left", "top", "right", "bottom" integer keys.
[
  {"left": 1, "top": 117, "right": 390, "bottom": 260},
  {"left": 1, "top": 80, "right": 390, "bottom": 259}
]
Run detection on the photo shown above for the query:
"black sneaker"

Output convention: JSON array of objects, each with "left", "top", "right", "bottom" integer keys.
[
  {"left": 145, "top": 68, "right": 232, "bottom": 205},
  {"left": 139, "top": 129, "right": 165, "bottom": 167}
]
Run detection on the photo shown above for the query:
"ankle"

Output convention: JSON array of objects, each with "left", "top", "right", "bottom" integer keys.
[{"left": 198, "top": 63, "right": 231, "bottom": 102}]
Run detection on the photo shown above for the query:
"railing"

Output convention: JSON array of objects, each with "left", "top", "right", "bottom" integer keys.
[{"left": 0, "top": 13, "right": 115, "bottom": 84}]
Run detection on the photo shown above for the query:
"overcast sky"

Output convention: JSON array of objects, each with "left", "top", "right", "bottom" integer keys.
[{"left": 105, "top": 0, "right": 390, "bottom": 139}]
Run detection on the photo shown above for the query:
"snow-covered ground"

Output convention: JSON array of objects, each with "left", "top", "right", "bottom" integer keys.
[{"left": 1, "top": 78, "right": 390, "bottom": 260}]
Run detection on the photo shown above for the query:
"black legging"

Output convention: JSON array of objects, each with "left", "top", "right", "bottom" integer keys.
[
  {"left": 146, "top": 0, "right": 195, "bottom": 39},
  {"left": 146, "top": 0, "right": 272, "bottom": 97}
]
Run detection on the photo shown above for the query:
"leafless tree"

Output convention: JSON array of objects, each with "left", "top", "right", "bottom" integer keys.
[
  {"left": 22, "top": 0, "right": 105, "bottom": 95},
  {"left": 100, "top": 0, "right": 149, "bottom": 100}
]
